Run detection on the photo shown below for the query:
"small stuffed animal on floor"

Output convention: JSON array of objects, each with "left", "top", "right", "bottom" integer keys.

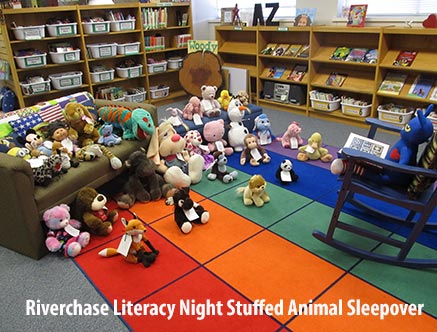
[
  {"left": 240, "top": 133, "right": 271, "bottom": 166},
  {"left": 208, "top": 151, "right": 238, "bottom": 183},
  {"left": 43, "top": 204, "right": 90, "bottom": 258},
  {"left": 253, "top": 114, "right": 275, "bottom": 145},
  {"left": 279, "top": 121, "right": 304, "bottom": 149},
  {"left": 297, "top": 132, "right": 333, "bottom": 162},
  {"left": 276, "top": 159, "right": 299, "bottom": 184},
  {"left": 98, "top": 217, "right": 159, "bottom": 267},
  {"left": 236, "top": 174, "right": 270, "bottom": 207},
  {"left": 172, "top": 187, "right": 209, "bottom": 234}
]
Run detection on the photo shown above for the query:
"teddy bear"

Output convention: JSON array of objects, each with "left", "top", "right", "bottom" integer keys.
[
  {"left": 203, "top": 119, "right": 233, "bottom": 155},
  {"left": 171, "top": 187, "right": 210, "bottom": 234},
  {"left": 116, "top": 148, "right": 175, "bottom": 209},
  {"left": 74, "top": 187, "right": 118, "bottom": 236},
  {"left": 147, "top": 120, "right": 204, "bottom": 188},
  {"left": 63, "top": 102, "right": 100, "bottom": 147},
  {"left": 227, "top": 98, "right": 250, "bottom": 152},
  {"left": 184, "top": 129, "right": 214, "bottom": 170},
  {"left": 200, "top": 85, "right": 221, "bottom": 117},
  {"left": 217, "top": 89, "right": 232, "bottom": 111},
  {"left": 182, "top": 96, "right": 203, "bottom": 124},
  {"left": 297, "top": 132, "right": 333, "bottom": 162},
  {"left": 253, "top": 114, "right": 275, "bottom": 145},
  {"left": 97, "top": 124, "right": 122, "bottom": 146},
  {"left": 240, "top": 133, "right": 271, "bottom": 166},
  {"left": 279, "top": 121, "right": 304, "bottom": 149},
  {"left": 236, "top": 174, "right": 270, "bottom": 207},
  {"left": 43, "top": 204, "right": 90, "bottom": 258},
  {"left": 275, "top": 159, "right": 299, "bottom": 184},
  {"left": 207, "top": 151, "right": 238, "bottom": 183}
]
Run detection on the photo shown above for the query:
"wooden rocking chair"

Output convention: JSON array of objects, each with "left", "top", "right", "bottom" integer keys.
[{"left": 313, "top": 118, "right": 437, "bottom": 268}]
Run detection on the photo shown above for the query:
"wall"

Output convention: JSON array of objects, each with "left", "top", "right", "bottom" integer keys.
[{"left": 191, "top": 0, "right": 217, "bottom": 40}]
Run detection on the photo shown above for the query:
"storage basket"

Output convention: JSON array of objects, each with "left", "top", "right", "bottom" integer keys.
[
  {"left": 124, "top": 90, "right": 147, "bottom": 103},
  {"left": 12, "top": 25, "right": 45, "bottom": 40},
  {"left": 49, "top": 49, "right": 80, "bottom": 64},
  {"left": 20, "top": 79, "right": 51, "bottom": 95},
  {"left": 49, "top": 71, "right": 83, "bottom": 90},
  {"left": 90, "top": 69, "right": 115, "bottom": 83},
  {"left": 87, "top": 43, "right": 117, "bottom": 58},
  {"left": 14, "top": 53, "right": 47, "bottom": 69},
  {"left": 310, "top": 97, "right": 340, "bottom": 112},
  {"left": 341, "top": 102, "right": 372, "bottom": 117},
  {"left": 116, "top": 64, "right": 143, "bottom": 78},
  {"left": 150, "top": 85, "right": 169, "bottom": 99},
  {"left": 147, "top": 61, "right": 168, "bottom": 74},
  {"left": 82, "top": 21, "right": 110, "bottom": 34},
  {"left": 377, "top": 106, "right": 414, "bottom": 125},
  {"left": 46, "top": 23, "right": 78, "bottom": 37},
  {"left": 110, "top": 19, "right": 136, "bottom": 32},
  {"left": 116, "top": 42, "right": 140, "bottom": 55},
  {"left": 167, "top": 57, "right": 183, "bottom": 70}
]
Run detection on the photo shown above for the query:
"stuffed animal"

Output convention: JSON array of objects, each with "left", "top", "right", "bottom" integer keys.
[
  {"left": 217, "top": 89, "right": 232, "bottom": 111},
  {"left": 236, "top": 90, "right": 250, "bottom": 106},
  {"left": 17, "top": 128, "right": 52, "bottom": 157},
  {"left": 98, "top": 124, "right": 122, "bottom": 146},
  {"left": 98, "top": 217, "right": 159, "bottom": 267},
  {"left": 297, "top": 132, "right": 333, "bottom": 162},
  {"left": 184, "top": 130, "right": 214, "bottom": 170},
  {"left": 43, "top": 204, "right": 90, "bottom": 258},
  {"left": 147, "top": 121, "right": 204, "bottom": 188},
  {"left": 46, "top": 119, "right": 80, "bottom": 170},
  {"left": 200, "top": 85, "right": 221, "bottom": 117},
  {"left": 116, "top": 148, "right": 175, "bottom": 209},
  {"left": 165, "top": 107, "right": 186, "bottom": 128},
  {"left": 279, "top": 121, "right": 304, "bottom": 149},
  {"left": 172, "top": 187, "right": 209, "bottom": 234},
  {"left": 63, "top": 102, "right": 100, "bottom": 147},
  {"left": 236, "top": 174, "right": 270, "bottom": 207},
  {"left": 207, "top": 151, "right": 238, "bottom": 183},
  {"left": 253, "top": 114, "right": 275, "bottom": 145},
  {"left": 97, "top": 106, "right": 155, "bottom": 140},
  {"left": 276, "top": 159, "right": 299, "bottom": 184},
  {"left": 240, "top": 133, "right": 271, "bottom": 166},
  {"left": 74, "top": 187, "right": 118, "bottom": 236},
  {"left": 182, "top": 96, "right": 203, "bottom": 123},
  {"left": 227, "top": 98, "right": 250, "bottom": 152},
  {"left": 203, "top": 119, "right": 233, "bottom": 155},
  {"left": 32, "top": 152, "right": 64, "bottom": 186}
]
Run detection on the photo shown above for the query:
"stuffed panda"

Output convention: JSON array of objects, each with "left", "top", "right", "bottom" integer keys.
[{"left": 276, "top": 159, "right": 298, "bottom": 184}]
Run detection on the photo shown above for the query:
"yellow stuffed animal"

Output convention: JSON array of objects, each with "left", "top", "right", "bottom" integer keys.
[
  {"left": 217, "top": 89, "right": 232, "bottom": 111},
  {"left": 297, "top": 132, "right": 333, "bottom": 162},
  {"left": 63, "top": 102, "right": 100, "bottom": 147}
]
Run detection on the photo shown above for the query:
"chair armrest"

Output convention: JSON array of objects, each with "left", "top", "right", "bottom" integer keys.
[
  {"left": 365, "top": 118, "right": 402, "bottom": 139},
  {"left": 94, "top": 99, "right": 158, "bottom": 125}
]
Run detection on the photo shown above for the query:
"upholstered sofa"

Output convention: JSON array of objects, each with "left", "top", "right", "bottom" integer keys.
[{"left": 0, "top": 94, "right": 157, "bottom": 260}]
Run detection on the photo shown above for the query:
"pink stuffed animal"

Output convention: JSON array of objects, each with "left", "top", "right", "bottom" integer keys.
[
  {"left": 184, "top": 130, "right": 214, "bottom": 170},
  {"left": 43, "top": 204, "right": 90, "bottom": 257},
  {"left": 203, "top": 119, "right": 233, "bottom": 155},
  {"left": 279, "top": 121, "right": 304, "bottom": 149},
  {"left": 182, "top": 96, "right": 203, "bottom": 121}
]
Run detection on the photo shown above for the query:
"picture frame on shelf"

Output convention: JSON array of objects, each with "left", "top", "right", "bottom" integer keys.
[
  {"left": 347, "top": 4, "right": 368, "bottom": 27},
  {"left": 221, "top": 7, "right": 234, "bottom": 25}
]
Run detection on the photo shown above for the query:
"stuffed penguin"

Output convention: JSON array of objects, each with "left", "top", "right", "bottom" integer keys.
[{"left": 276, "top": 159, "right": 298, "bottom": 184}]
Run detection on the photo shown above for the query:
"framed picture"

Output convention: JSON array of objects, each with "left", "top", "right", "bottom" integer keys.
[
  {"left": 347, "top": 4, "right": 368, "bottom": 27},
  {"left": 221, "top": 7, "right": 234, "bottom": 25}
]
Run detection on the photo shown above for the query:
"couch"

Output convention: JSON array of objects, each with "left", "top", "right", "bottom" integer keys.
[{"left": 0, "top": 95, "right": 157, "bottom": 260}]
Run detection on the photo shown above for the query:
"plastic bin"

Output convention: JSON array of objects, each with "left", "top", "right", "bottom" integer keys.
[
  {"left": 12, "top": 25, "right": 45, "bottom": 40},
  {"left": 310, "top": 97, "right": 340, "bottom": 112},
  {"left": 341, "top": 102, "right": 372, "bottom": 117},
  {"left": 82, "top": 21, "right": 110, "bottom": 34},
  {"left": 150, "top": 85, "right": 169, "bottom": 99},
  {"left": 87, "top": 43, "right": 117, "bottom": 58},
  {"left": 377, "top": 106, "right": 414, "bottom": 125},
  {"left": 46, "top": 23, "right": 78, "bottom": 37},
  {"left": 110, "top": 19, "right": 136, "bottom": 32},
  {"left": 49, "top": 71, "right": 83, "bottom": 90},
  {"left": 167, "top": 57, "right": 183, "bottom": 70},
  {"left": 14, "top": 53, "right": 47, "bottom": 69},
  {"left": 116, "top": 64, "right": 143, "bottom": 78},
  {"left": 49, "top": 49, "right": 80, "bottom": 64},
  {"left": 90, "top": 69, "right": 115, "bottom": 83},
  {"left": 20, "top": 79, "right": 51, "bottom": 95},
  {"left": 116, "top": 42, "right": 140, "bottom": 55},
  {"left": 124, "top": 90, "right": 147, "bottom": 103},
  {"left": 147, "top": 61, "right": 167, "bottom": 74}
]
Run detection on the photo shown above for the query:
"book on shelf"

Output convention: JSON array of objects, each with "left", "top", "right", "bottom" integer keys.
[
  {"left": 378, "top": 72, "right": 408, "bottom": 95},
  {"left": 264, "top": 66, "right": 286, "bottom": 79},
  {"left": 283, "top": 44, "right": 302, "bottom": 57},
  {"left": 345, "top": 48, "right": 368, "bottom": 62},
  {"left": 430, "top": 86, "right": 437, "bottom": 101},
  {"left": 342, "top": 132, "right": 390, "bottom": 159},
  {"left": 326, "top": 72, "right": 347, "bottom": 87},
  {"left": 287, "top": 64, "right": 307, "bottom": 82},
  {"left": 363, "top": 49, "right": 378, "bottom": 64},
  {"left": 408, "top": 75, "right": 434, "bottom": 99},
  {"left": 260, "top": 43, "right": 277, "bottom": 55},
  {"left": 296, "top": 44, "right": 310, "bottom": 58},
  {"left": 346, "top": 4, "right": 368, "bottom": 27},
  {"left": 330, "top": 46, "right": 351, "bottom": 61},
  {"left": 273, "top": 44, "right": 289, "bottom": 56},
  {"left": 393, "top": 50, "right": 417, "bottom": 67}
]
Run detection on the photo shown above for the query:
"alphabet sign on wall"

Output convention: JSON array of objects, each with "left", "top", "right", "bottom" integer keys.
[{"left": 252, "top": 3, "right": 279, "bottom": 26}]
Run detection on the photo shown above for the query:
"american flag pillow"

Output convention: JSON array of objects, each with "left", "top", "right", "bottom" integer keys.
[
  {"left": 9, "top": 113, "right": 43, "bottom": 137},
  {"left": 38, "top": 103, "right": 64, "bottom": 123}
]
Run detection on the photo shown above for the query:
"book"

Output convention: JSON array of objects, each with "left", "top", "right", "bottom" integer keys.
[
  {"left": 272, "top": 66, "right": 286, "bottom": 79},
  {"left": 260, "top": 43, "right": 277, "bottom": 55},
  {"left": 273, "top": 44, "right": 289, "bottom": 56},
  {"left": 393, "top": 50, "right": 417, "bottom": 67},
  {"left": 326, "top": 72, "right": 347, "bottom": 87},
  {"left": 430, "top": 86, "right": 437, "bottom": 101},
  {"left": 294, "top": 8, "right": 317, "bottom": 26},
  {"left": 345, "top": 48, "right": 368, "bottom": 62},
  {"left": 363, "top": 49, "right": 378, "bottom": 64},
  {"left": 287, "top": 64, "right": 307, "bottom": 82},
  {"left": 296, "top": 44, "right": 310, "bottom": 58},
  {"left": 408, "top": 75, "right": 434, "bottom": 99},
  {"left": 284, "top": 44, "right": 302, "bottom": 57},
  {"left": 378, "top": 72, "right": 408, "bottom": 95},
  {"left": 347, "top": 4, "right": 368, "bottom": 27},
  {"left": 343, "top": 132, "right": 390, "bottom": 158},
  {"left": 330, "top": 46, "right": 351, "bottom": 61}
]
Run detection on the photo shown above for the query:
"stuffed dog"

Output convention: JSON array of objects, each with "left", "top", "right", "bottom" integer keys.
[{"left": 236, "top": 174, "right": 270, "bottom": 207}]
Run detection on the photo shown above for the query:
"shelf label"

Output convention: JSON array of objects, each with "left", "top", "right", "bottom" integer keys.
[
  {"left": 158, "top": 2, "right": 173, "bottom": 6},
  {"left": 278, "top": 27, "right": 288, "bottom": 31},
  {"left": 234, "top": 26, "right": 243, "bottom": 31}
]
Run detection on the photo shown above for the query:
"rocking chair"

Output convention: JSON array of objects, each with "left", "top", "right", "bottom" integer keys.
[{"left": 313, "top": 118, "right": 437, "bottom": 268}]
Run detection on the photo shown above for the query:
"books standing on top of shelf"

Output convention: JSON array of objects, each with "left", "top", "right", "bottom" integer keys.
[
  {"left": 342, "top": 132, "right": 390, "bottom": 159},
  {"left": 296, "top": 44, "right": 310, "bottom": 58},
  {"left": 287, "top": 64, "right": 307, "bottom": 82},
  {"left": 273, "top": 44, "right": 289, "bottom": 56},
  {"left": 330, "top": 46, "right": 351, "bottom": 61},
  {"left": 378, "top": 72, "right": 408, "bottom": 95},
  {"left": 326, "top": 72, "right": 347, "bottom": 87},
  {"left": 284, "top": 44, "right": 302, "bottom": 57},
  {"left": 260, "top": 43, "right": 277, "bottom": 55},
  {"left": 393, "top": 50, "right": 417, "bottom": 67},
  {"left": 345, "top": 48, "right": 368, "bottom": 62},
  {"left": 294, "top": 8, "right": 317, "bottom": 26},
  {"left": 408, "top": 75, "right": 434, "bottom": 99},
  {"left": 346, "top": 4, "right": 368, "bottom": 27}
]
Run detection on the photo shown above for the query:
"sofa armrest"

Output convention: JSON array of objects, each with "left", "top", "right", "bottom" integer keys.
[{"left": 94, "top": 99, "right": 158, "bottom": 125}]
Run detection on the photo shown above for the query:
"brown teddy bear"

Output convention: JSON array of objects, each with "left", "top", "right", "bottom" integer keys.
[
  {"left": 74, "top": 187, "right": 118, "bottom": 236},
  {"left": 63, "top": 102, "right": 100, "bottom": 147}
]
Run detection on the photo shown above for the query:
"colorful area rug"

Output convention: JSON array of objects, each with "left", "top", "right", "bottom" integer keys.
[{"left": 73, "top": 145, "right": 437, "bottom": 331}]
